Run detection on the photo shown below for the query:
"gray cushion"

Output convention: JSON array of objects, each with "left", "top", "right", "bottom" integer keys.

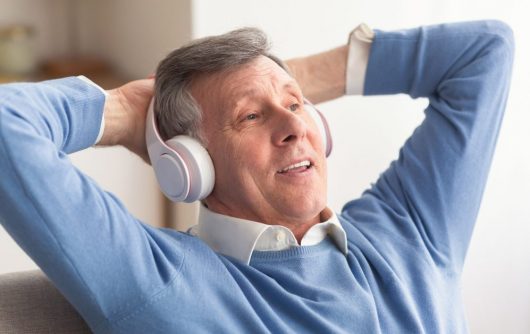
[{"left": 0, "top": 270, "right": 91, "bottom": 334}]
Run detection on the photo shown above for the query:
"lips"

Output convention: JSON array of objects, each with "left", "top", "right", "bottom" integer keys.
[{"left": 277, "top": 160, "right": 312, "bottom": 173}]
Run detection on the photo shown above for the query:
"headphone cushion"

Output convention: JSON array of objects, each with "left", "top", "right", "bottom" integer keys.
[
  {"left": 165, "top": 136, "right": 215, "bottom": 203},
  {"left": 304, "top": 102, "right": 333, "bottom": 157}
]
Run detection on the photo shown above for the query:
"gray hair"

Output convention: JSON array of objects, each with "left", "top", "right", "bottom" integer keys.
[{"left": 154, "top": 27, "right": 288, "bottom": 143}]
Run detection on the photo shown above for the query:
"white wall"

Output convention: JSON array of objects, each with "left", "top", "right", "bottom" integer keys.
[{"left": 192, "top": 0, "right": 530, "bottom": 333}]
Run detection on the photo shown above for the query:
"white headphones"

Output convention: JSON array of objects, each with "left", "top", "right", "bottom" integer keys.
[{"left": 146, "top": 98, "right": 333, "bottom": 203}]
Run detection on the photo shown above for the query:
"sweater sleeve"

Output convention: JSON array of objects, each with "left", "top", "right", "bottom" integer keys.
[
  {"left": 0, "top": 78, "right": 184, "bottom": 329},
  {"left": 341, "top": 21, "right": 514, "bottom": 271}
]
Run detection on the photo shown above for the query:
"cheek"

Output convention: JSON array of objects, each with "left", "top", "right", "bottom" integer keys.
[
  {"left": 235, "top": 140, "right": 276, "bottom": 196},
  {"left": 232, "top": 136, "right": 269, "bottom": 173},
  {"left": 311, "top": 127, "right": 326, "bottom": 159},
  {"left": 212, "top": 134, "right": 267, "bottom": 183},
  {"left": 301, "top": 114, "right": 324, "bottom": 151}
]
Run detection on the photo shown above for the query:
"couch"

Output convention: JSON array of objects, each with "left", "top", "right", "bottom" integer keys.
[{"left": 0, "top": 270, "right": 91, "bottom": 333}]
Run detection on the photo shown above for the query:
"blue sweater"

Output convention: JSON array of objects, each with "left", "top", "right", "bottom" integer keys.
[{"left": 0, "top": 21, "right": 514, "bottom": 333}]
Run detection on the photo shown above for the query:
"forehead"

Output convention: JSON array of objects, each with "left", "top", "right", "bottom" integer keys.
[
  {"left": 191, "top": 56, "right": 297, "bottom": 115},
  {"left": 223, "top": 57, "right": 294, "bottom": 102}
]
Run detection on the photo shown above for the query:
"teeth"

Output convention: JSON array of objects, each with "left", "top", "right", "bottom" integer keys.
[{"left": 279, "top": 160, "right": 311, "bottom": 173}]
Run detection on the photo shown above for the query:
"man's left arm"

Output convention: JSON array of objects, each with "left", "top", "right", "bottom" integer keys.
[
  {"left": 287, "top": 21, "right": 515, "bottom": 271},
  {"left": 286, "top": 45, "right": 349, "bottom": 103}
]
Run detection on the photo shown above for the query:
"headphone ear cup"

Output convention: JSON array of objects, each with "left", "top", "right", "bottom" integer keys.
[
  {"left": 146, "top": 98, "right": 215, "bottom": 203},
  {"left": 304, "top": 100, "right": 333, "bottom": 157},
  {"left": 165, "top": 136, "right": 215, "bottom": 203}
]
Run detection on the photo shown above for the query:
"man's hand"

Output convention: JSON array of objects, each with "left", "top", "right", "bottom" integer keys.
[{"left": 98, "top": 78, "right": 154, "bottom": 164}]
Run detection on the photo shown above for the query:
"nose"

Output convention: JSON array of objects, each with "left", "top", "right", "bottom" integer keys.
[{"left": 271, "top": 105, "right": 308, "bottom": 147}]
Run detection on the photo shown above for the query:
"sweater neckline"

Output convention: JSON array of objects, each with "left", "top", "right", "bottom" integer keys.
[{"left": 249, "top": 237, "right": 340, "bottom": 263}]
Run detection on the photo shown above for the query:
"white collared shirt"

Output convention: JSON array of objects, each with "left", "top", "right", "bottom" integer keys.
[
  {"left": 188, "top": 205, "right": 348, "bottom": 265},
  {"left": 77, "top": 75, "right": 107, "bottom": 144},
  {"left": 346, "top": 23, "right": 374, "bottom": 95}
]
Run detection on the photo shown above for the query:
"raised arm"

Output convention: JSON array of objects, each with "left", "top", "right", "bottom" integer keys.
[
  {"left": 98, "top": 78, "right": 153, "bottom": 162},
  {"left": 0, "top": 77, "right": 185, "bottom": 331},
  {"left": 340, "top": 21, "right": 514, "bottom": 271},
  {"left": 286, "top": 45, "right": 348, "bottom": 103},
  {"left": 285, "top": 24, "right": 372, "bottom": 103}
]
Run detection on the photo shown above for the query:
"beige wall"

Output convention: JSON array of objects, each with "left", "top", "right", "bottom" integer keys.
[
  {"left": 0, "top": 0, "right": 71, "bottom": 59},
  {"left": 75, "top": 0, "right": 192, "bottom": 79},
  {"left": 0, "top": 0, "right": 193, "bottom": 270}
]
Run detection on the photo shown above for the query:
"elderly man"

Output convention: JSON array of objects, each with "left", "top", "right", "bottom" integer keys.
[{"left": 0, "top": 20, "right": 514, "bottom": 333}]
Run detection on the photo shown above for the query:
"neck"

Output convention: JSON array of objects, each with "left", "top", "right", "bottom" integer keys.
[
  {"left": 281, "top": 219, "right": 319, "bottom": 244},
  {"left": 203, "top": 200, "right": 331, "bottom": 244}
]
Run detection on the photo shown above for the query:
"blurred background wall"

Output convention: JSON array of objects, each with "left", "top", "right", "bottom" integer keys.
[{"left": 1, "top": 0, "right": 528, "bottom": 333}]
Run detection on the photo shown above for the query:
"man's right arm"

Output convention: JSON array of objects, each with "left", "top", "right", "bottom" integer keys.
[
  {"left": 0, "top": 77, "right": 185, "bottom": 331},
  {"left": 97, "top": 79, "right": 154, "bottom": 163}
]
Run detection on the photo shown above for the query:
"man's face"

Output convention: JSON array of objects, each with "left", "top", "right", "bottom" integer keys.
[{"left": 191, "top": 56, "right": 327, "bottom": 228}]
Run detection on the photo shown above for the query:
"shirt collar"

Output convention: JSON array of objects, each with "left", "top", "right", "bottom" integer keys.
[{"left": 189, "top": 204, "right": 348, "bottom": 264}]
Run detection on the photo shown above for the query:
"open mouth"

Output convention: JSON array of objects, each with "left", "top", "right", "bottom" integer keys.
[{"left": 277, "top": 160, "right": 312, "bottom": 174}]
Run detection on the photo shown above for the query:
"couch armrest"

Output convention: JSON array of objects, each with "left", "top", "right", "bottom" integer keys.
[{"left": 0, "top": 270, "right": 91, "bottom": 333}]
